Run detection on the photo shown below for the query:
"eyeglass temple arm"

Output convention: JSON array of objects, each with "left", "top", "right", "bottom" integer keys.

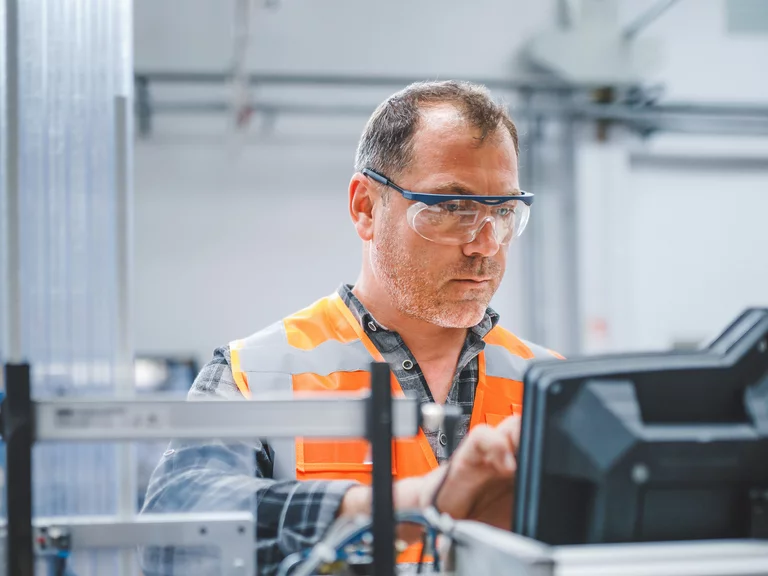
[
  {"left": 362, "top": 169, "right": 407, "bottom": 194},
  {"left": 362, "top": 168, "right": 387, "bottom": 185}
]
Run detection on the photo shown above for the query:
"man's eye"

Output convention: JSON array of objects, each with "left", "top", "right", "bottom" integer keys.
[{"left": 442, "top": 202, "right": 462, "bottom": 213}]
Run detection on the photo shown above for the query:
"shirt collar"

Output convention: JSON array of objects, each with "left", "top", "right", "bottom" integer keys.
[{"left": 337, "top": 283, "right": 499, "bottom": 339}]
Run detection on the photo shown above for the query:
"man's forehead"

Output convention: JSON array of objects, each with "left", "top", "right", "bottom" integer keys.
[
  {"left": 410, "top": 124, "right": 517, "bottom": 173},
  {"left": 413, "top": 106, "right": 516, "bottom": 155},
  {"left": 418, "top": 103, "right": 466, "bottom": 131},
  {"left": 404, "top": 141, "right": 518, "bottom": 196}
]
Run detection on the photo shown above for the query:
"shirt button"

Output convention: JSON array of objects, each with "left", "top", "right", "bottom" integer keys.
[
  {"left": 402, "top": 359, "right": 414, "bottom": 370},
  {"left": 367, "top": 321, "right": 377, "bottom": 332},
  {"left": 439, "top": 433, "right": 448, "bottom": 446}
]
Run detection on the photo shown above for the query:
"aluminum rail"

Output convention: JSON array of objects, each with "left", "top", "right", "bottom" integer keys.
[{"left": 34, "top": 393, "right": 421, "bottom": 441}]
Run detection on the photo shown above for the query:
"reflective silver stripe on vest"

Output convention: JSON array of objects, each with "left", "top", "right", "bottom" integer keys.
[
  {"left": 484, "top": 343, "right": 529, "bottom": 380},
  {"left": 519, "top": 338, "right": 560, "bottom": 360},
  {"left": 236, "top": 320, "right": 373, "bottom": 480},
  {"left": 238, "top": 323, "right": 373, "bottom": 376}
]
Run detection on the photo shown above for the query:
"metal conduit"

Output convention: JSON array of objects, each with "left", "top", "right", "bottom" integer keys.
[{"left": 132, "top": 71, "right": 768, "bottom": 138}]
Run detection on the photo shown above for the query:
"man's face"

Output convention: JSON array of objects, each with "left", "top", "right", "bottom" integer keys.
[{"left": 370, "top": 105, "right": 520, "bottom": 328}]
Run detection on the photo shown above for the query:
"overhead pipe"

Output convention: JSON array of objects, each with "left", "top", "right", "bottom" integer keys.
[
  {"left": 142, "top": 98, "right": 768, "bottom": 123},
  {"left": 133, "top": 71, "right": 602, "bottom": 93},
  {"left": 132, "top": 70, "right": 768, "bottom": 138}
]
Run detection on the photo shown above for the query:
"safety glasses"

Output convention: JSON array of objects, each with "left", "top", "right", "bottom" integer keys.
[{"left": 362, "top": 168, "right": 534, "bottom": 246}]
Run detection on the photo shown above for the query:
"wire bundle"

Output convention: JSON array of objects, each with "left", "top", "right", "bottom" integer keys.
[
  {"left": 282, "top": 407, "right": 464, "bottom": 575},
  {"left": 277, "top": 508, "right": 455, "bottom": 576}
]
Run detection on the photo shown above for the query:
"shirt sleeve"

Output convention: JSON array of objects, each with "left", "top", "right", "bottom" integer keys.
[{"left": 138, "top": 346, "right": 357, "bottom": 576}]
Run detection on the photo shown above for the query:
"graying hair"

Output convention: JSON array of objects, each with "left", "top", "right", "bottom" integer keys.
[{"left": 354, "top": 80, "right": 519, "bottom": 179}]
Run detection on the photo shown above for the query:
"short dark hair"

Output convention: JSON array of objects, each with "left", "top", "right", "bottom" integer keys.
[{"left": 355, "top": 80, "right": 519, "bottom": 179}]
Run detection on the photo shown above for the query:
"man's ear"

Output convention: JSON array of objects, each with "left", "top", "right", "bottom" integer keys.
[{"left": 349, "top": 172, "right": 376, "bottom": 242}]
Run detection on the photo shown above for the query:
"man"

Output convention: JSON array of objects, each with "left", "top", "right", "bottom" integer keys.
[{"left": 140, "top": 80, "right": 560, "bottom": 575}]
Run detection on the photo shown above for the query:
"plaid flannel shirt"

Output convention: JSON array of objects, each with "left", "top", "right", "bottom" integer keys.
[{"left": 139, "top": 285, "right": 498, "bottom": 575}]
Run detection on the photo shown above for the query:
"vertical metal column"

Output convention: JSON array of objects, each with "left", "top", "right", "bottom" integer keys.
[
  {"left": 368, "top": 362, "right": 395, "bottom": 576},
  {"left": 3, "top": 0, "right": 21, "bottom": 364},
  {"left": 560, "top": 96, "right": 582, "bottom": 355},
  {"left": 2, "top": 363, "right": 34, "bottom": 576},
  {"left": 114, "top": 94, "right": 136, "bottom": 576},
  {"left": 115, "top": 2, "right": 136, "bottom": 570},
  {"left": 519, "top": 89, "right": 546, "bottom": 344}
]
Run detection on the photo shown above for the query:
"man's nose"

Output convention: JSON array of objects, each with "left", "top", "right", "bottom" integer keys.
[{"left": 463, "top": 217, "right": 501, "bottom": 258}]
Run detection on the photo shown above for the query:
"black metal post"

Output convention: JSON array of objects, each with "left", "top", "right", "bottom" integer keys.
[
  {"left": 368, "top": 362, "right": 395, "bottom": 576},
  {"left": 2, "top": 363, "right": 35, "bottom": 576},
  {"left": 442, "top": 405, "right": 463, "bottom": 458}
]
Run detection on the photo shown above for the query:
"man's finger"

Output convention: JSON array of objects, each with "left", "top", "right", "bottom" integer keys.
[
  {"left": 470, "top": 426, "right": 516, "bottom": 474},
  {"left": 497, "top": 414, "right": 522, "bottom": 450}
]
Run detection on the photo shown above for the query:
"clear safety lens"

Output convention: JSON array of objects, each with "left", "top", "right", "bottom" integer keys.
[{"left": 406, "top": 198, "right": 530, "bottom": 246}]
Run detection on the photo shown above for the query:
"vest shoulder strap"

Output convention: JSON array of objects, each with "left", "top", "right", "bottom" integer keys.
[
  {"left": 229, "top": 320, "right": 289, "bottom": 396},
  {"left": 229, "top": 293, "right": 373, "bottom": 395},
  {"left": 518, "top": 337, "right": 565, "bottom": 360},
  {"left": 483, "top": 325, "right": 563, "bottom": 380}
]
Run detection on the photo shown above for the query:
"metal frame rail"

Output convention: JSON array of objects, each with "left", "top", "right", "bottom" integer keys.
[
  {"left": 0, "top": 512, "right": 256, "bottom": 576},
  {"left": 451, "top": 521, "right": 768, "bottom": 576}
]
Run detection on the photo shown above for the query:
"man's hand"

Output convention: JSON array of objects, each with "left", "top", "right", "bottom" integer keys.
[
  {"left": 339, "top": 414, "right": 521, "bottom": 538},
  {"left": 418, "top": 414, "right": 520, "bottom": 528},
  {"left": 339, "top": 475, "right": 429, "bottom": 544}
]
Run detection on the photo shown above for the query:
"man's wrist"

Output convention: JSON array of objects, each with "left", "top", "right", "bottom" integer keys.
[
  {"left": 339, "top": 485, "right": 371, "bottom": 517},
  {"left": 338, "top": 476, "right": 426, "bottom": 518},
  {"left": 394, "top": 476, "right": 425, "bottom": 510}
]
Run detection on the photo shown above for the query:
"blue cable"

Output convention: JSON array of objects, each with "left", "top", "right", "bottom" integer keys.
[
  {"left": 281, "top": 512, "right": 436, "bottom": 575},
  {"left": 44, "top": 549, "right": 74, "bottom": 576},
  {"left": 333, "top": 512, "right": 430, "bottom": 552},
  {"left": 321, "top": 512, "right": 434, "bottom": 569}
]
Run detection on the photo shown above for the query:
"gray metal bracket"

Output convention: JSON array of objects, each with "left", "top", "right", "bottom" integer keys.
[{"left": 0, "top": 512, "right": 255, "bottom": 576}]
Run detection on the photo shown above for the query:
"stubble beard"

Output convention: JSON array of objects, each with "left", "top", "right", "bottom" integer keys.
[{"left": 371, "top": 233, "right": 500, "bottom": 329}]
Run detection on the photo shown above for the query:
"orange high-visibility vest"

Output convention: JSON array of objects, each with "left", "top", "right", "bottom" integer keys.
[{"left": 229, "top": 291, "right": 560, "bottom": 563}]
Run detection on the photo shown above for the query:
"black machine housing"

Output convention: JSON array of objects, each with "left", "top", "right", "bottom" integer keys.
[{"left": 514, "top": 308, "right": 768, "bottom": 545}]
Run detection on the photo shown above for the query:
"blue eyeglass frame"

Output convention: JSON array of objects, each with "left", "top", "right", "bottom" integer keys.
[{"left": 362, "top": 168, "right": 534, "bottom": 207}]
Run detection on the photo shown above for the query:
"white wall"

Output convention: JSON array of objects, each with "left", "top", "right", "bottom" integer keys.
[
  {"left": 624, "top": 135, "right": 768, "bottom": 350},
  {"left": 578, "top": 134, "right": 768, "bottom": 354},
  {"left": 628, "top": 0, "right": 768, "bottom": 102},
  {"left": 135, "top": 140, "right": 357, "bottom": 361},
  {"left": 133, "top": 0, "right": 768, "bottom": 363}
]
